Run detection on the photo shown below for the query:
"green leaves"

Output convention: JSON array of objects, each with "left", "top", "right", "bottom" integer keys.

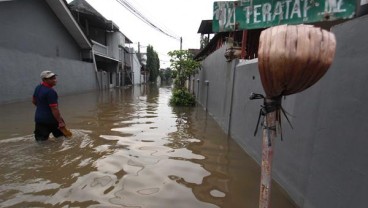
[
  {"left": 147, "top": 45, "right": 160, "bottom": 82},
  {"left": 168, "top": 50, "right": 200, "bottom": 106},
  {"left": 168, "top": 50, "right": 201, "bottom": 90},
  {"left": 169, "top": 89, "right": 196, "bottom": 106}
]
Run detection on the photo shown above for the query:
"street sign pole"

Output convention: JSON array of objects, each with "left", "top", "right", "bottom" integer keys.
[
  {"left": 254, "top": 24, "right": 336, "bottom": 208},
  {"left": 259, "top": 99, "right": 277, "bottom": 208}
]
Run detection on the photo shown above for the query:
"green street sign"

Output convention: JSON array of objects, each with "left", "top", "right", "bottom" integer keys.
[{"left": 213, "top": 0, "right": 357, "bottom": 32}]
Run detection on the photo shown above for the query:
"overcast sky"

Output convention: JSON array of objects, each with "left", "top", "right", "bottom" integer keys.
[{"left": 68, "top": 0, "right": 220, "bottom": 68}]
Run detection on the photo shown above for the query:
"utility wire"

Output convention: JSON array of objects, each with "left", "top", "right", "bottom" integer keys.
[
  {"left": 115, "top": 0, "right": 180, "bottom": 41},
  {"left": 129, "top": 0, "right": 179, "bottom": 37}
]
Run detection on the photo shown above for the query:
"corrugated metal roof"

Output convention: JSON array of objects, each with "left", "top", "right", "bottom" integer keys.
[
  {"left": 69, "top": 0, "right": 104, "bottom": 19},
  {"left": 197, "top": 20, "right": 213, "bottom": 34},
  {"left": 69, "top": 0, "right": 119, "bottom": 31}
]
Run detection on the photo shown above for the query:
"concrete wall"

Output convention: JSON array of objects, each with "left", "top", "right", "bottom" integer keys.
[
  {"left": 107, "top": 32, "right": 120, "bottom": 60},
  {"left": 0, "top": 0, "right": 98, "bottom": 104},
  {"left": 0, "top": 0, "right": 81, "bottom": 60},
  {"left": 132, "top": 53, "right": 142, "bottom": 85},
  {"left": 194, "top": 15, "right": 368, "bottom": 208},
  {"left": 194, "top": 46, "right": 236, "bottom": 132},
  {"left": 0, "top": 47, "right": 97, "bottom": 104}
]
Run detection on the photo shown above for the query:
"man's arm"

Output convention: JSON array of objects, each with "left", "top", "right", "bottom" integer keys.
[
  {"left": 50, "top": 105, "right": 65, "bottom": 128},
  {"left": 32, "top": 97, "right": 37, "bottom": 106}
]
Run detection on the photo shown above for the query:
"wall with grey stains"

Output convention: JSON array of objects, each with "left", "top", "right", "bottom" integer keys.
[
  {"left": 0, "top": 0, "right": 81, "bottom": 60},
  {"left": 0, "top": 0, "right": 98, "bottom": 104},
  {"left": 194, "top": 15, "right": 368, "bottom": 208},
  {"left": 195, "top": 46, "right": 236, "bottom": 132},
  {"left": 0, "top": 47, "right": 97, "bottom": 104}
]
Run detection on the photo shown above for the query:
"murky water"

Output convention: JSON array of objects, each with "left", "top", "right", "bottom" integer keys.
[{"left": 0, "top": 85, "right": 296, "bottom": 208}]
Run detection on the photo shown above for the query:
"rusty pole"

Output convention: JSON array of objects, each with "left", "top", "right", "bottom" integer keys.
[
  {"left": 259, "top": 99, "right": 277, "bottom": 208},
  {"left": 241, "top": 30, "right": 248, "bottom": 59}
]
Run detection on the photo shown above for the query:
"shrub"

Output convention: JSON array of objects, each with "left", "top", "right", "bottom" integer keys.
[{"left": 169, "top": 89, "right": 196, "bottom": 106}]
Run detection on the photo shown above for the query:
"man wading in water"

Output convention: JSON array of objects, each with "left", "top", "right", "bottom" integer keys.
[{"left": 32, "top": 71, "right": 66, "bottom": 141}]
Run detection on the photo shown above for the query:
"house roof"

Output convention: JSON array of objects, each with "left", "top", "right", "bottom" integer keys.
[
  {"left": 197, "top": 20, "right": 213, "bottom": 34},
  {"left": 125, "top": 36, "right": 133, "bottom": 44},
  {"left": 69, "top": 0, "right": 133, "bottom": 44},
  {"left": 194, "top": 32, "right": 223, "bottom": 61},
  {"left": 118, "top": 31, "right": 133, "bottom": 44},
  {"left": 45, "top": 0, "right": 91, "bottom": 49},
  {"left": 69, "top": 0, "right": 103, "bottom": 18},
  {"left": 69, "top": 0, "right": 119, "bottom": 31},
  {"left": 188, "top": 49, "right": 200, "bottom": 57}
]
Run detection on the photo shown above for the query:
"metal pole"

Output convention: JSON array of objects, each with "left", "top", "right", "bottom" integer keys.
[
  {"left": 205, "top": 80, "right": 209, "bottom": 111},
  {"left": 241, "top": 30, "right": 248, "bottom": 59},
  {"left": 180, "top": 37, "right": 182, "bottom": 50},
  {"left": 259, "top": 98, "right": 277, "bottom": 208},
  {"left": 227, "top": 60, "right": 238, "bottom": 135},
  {"left": 197, "top": 79, "right": 200, "bottom": 102}
]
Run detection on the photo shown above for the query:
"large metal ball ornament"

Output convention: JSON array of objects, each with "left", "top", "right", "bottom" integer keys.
[{"left": 258, "top": 24, "right": 336, "bottom": 99}]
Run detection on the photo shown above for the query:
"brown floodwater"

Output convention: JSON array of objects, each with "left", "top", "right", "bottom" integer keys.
[{"left": 0, "top": 84, "right": 296, "bottom": 208}]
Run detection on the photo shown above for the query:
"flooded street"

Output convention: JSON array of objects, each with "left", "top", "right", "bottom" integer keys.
[{"left": 0, "top": 85, "right": 296, "bottom": 208}]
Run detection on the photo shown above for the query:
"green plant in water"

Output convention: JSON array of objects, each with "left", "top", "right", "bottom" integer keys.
[
  {"left": 169, "top": 89, "right": 196, "bottom": 106},
  {"left": 168, "top": 50, "right": 200, "bottom": 106}
]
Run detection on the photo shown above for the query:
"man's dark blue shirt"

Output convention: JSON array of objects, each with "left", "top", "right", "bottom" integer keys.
[{"left": 33, "top": 82, "right": 58, "bottom": 124}]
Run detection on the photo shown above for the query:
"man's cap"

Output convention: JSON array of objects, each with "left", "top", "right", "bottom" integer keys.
[{"left": 40, "top": 71, "right": 57, "bottom": 79}]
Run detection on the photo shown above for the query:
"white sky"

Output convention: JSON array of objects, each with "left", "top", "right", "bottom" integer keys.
[{"left": 69, "top": 0, "right": 218, "bottom": 68}]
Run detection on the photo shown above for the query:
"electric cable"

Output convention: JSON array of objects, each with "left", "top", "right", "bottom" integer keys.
[{"left": 115, "top": 0, "right": 180, "bottom": 41}]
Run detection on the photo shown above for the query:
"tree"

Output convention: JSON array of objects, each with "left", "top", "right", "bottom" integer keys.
[
  {"left": 160, "top": 67, "right": 172, "bottom": 82},
  {"left": 200, "top": 34, "right": 209, "bottom": 49},
  {"left": 168, "top": 50, "right": 201, "bottom": 106},
  {"left": 146, "top": 45, "right": 160, "bottom": 82},
  {"left": 168, "top": 50, "right": 200, "bottom": 90}
]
